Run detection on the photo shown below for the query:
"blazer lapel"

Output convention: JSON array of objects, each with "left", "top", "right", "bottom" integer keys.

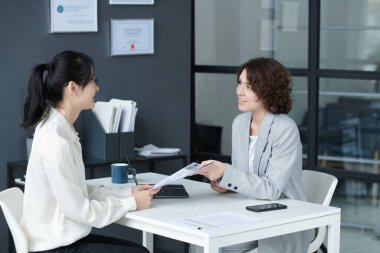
[
  {"left": 236, "top": 113, "right": 251, "bottom": 172},
  {"left": 252, "top": 112, "right": 276, "bottom": 175}
]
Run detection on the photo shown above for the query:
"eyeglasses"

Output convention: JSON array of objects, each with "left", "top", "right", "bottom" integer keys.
[{"left": 91, "top": 76, "right": 99, "bottom": 85}]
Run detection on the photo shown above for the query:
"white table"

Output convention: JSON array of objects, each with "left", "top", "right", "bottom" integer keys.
[{"left": 88, "top": 172, "right": 341, "bottom": 253}]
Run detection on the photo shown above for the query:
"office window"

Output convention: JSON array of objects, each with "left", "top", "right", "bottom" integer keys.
[
  {"left": 195, "top": 73, "right": 237, "bottom": 156},
  {"left": 289, "top": 77, "right": 308, "bottom": 165},
  {"left": 321, "top": 0, "right": 380, "bottom": 71},
  {"left": 322, "top": 78, "right": 380, "bottom": 234},
  {"left": 331, "top": 171, "right": 380, "bottom": 241},
  {"left": 318, "top": 78, "right": 380, "bottom": 174},
  {"left": 195, "top": 0, "right": 308, "bottom": 68},
  {"left": 289, "top": 77, "right": 308, "bottom": 126},
  {"left": 193, "top": 1, "right": 380, "bottom": 250}
]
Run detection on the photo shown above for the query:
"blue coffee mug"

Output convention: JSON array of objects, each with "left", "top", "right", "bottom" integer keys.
[{"left": 111, "top": 163, "right": 136, "bottom": 184}]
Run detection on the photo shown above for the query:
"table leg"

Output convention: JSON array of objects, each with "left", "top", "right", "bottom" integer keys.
[
  {"left": 142, "top": 231, "right": 154, "bottom": 253},
  {"left": 327, "top": 214, "right": 341, "bottom": 253},
  {"left": 203, "top": 240, "right": 218, "bottom": 253}
]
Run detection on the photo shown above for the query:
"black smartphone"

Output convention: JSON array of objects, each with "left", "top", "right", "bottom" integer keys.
[{"left": 246, "top": 203, "right": 287, "bottom": 212}]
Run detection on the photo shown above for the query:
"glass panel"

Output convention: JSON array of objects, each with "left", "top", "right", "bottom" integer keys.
[
  {"left": 289, "top": 77, "right": 308, "bottom": 126},
  {"left": 195, "top": 73, "right": 238, "bottom": 156},
  {"left": 321, "top": 0, "right": 380, "bottom": 71},
  {"left": 195, "top": 0, "right": 308, "bottom": 68},
  {"left": 318, "top": 79, "right": 380, "bottom": 244},
  {"left": 331, "top": 180, "right": 380, "bottom": 251},
  {"left": 318, "top": 78, "right": 380, "bottom": 173},
  {"left": 195, "top": 74, "right": 307, "bottom": 156},
  {"left": 289, "top": 77, "right": 308, "bottom": 165}
]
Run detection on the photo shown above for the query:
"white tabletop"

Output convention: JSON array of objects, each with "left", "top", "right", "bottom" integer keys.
[{"left": 88, "top": 172, "right": 341, "bottom": 252}]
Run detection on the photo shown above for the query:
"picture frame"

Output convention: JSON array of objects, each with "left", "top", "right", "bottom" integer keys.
[
  {"left": 110, "top": 19, "right": 154, "bottom": 56},
  {"left": 50, "top": 0, "right": 98, "bottom": 33},
  {"left": 109, "top": 0, "right": 154, "bottom": 5}
]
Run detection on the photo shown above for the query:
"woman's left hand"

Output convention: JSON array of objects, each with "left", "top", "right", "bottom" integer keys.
[
  {"left": 132, "top": 184, "right": 153, "bottom": 193},
  {"left": 193, "top": 160, "right": 225, "bottom": 181}
]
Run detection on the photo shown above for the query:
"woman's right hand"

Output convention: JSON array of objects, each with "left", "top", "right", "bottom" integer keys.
[
  {"left": 193, "top": 160, "right": 225, "bottom": 181},
  {"left": 132, "top": 187, "right": 159, "bottom": 210},
  {"left": 210, "top": 180, "right": 229, "bottom": 193}
]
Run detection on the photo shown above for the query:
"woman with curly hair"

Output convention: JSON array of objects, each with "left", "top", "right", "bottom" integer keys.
[{"left": 194, "top": 58, "right": 313, "bottom": 253}]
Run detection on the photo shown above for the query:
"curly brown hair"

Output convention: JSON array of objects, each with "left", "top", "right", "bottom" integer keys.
[{"left": 237, "top": 58, "right": 292, "bottom": 114}]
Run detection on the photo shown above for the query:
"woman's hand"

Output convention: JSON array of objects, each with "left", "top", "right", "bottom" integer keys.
[
  {"left": 210, "top": 180, "right": 229, "bottom": 193},
  {"left": 132, "top": 184, "right": 153, "bottom": 193},
  {"left": 193, "top": 160, "right": 225, "bottom": 181},
  {"left": 132, "top": 185, "right": 160, "bottom": 210}
]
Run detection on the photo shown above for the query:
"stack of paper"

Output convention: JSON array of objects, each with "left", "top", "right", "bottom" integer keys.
[
  {"left": 92, "top": 99, "right": 138, "bottom": 133},
  {"left": 109, "top": 99, "right": 138, "bottom": 132},
  {"left": 135, "top": 144, "right": 181, "bottom": 157},
  {"left": 92, "top": 101, "right": 120, "bottom": 133}
]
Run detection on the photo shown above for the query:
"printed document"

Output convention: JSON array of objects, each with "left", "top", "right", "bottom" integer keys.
[
  {"left": 171, "top": 211, "right": 261, "bottom": 230},
  {"left": 135, "top": 144, "right": 181, "bottom": 157},
  {"left": 152, "top": 162, "right": 212, "bottom": 189}
]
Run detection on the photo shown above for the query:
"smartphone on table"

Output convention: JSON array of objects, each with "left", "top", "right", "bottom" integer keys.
[{"left": 246, "top": 203, "right": 287, "bottom": 212}]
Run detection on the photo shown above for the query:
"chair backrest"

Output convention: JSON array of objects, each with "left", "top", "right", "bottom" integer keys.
[
  {"left": 302, "top": 170, "right": 338, "bottom": 253},
  {"left": 303, "top": 170, "right": 338, "bottom": 206},
  {"left": 0, "top": 188, "right": 28, "bottom": 253}
]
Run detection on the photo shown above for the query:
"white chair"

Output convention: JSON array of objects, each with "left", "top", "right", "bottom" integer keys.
[
  {"left": 303, "top": 170, "right": 338, "bottom": 253},
  {"left": 0, "top": 187, "right": 28, "bottom": 253}
]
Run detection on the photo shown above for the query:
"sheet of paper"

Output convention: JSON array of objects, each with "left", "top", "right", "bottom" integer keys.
[
  {"left": 152, "top": 162, "right": 210, "bottom": 189},
  {"left": 109, "top": 99, "right": 137, "bottom": 132},
  {"left": 171, "top": 211, "right": 261, "bottom": 230},
  {"left": 135, "top": 144, "right": 181, "bottom": 157},
  {"left": 92, "top": 102, "right": 116, "bottom": 133}
]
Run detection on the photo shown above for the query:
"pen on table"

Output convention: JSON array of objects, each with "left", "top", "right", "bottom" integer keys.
[
  {"left": 124, "top": 152, "right": 138, "bottom": 185},
  {"left": 133, "top": 175, "right": 138, "bottom": 186}
]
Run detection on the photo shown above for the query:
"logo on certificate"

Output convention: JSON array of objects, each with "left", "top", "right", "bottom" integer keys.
[{"left": 57, "top": 5, "right": 64, "bottom": 13}]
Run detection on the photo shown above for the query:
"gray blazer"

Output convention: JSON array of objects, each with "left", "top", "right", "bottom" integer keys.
[{"left": 219, "top": 112, "right": 313, "bottom": 253}]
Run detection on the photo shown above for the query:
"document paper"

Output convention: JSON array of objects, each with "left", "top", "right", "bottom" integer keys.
[
  {"left": 171, "top": 211, "right": 261, "bottom": 230},
  {"left": 135, "top": 144, "right": 181, "bottom": 157},
  {"left": 152, "top": 162, "right": 211, "bottom": 189}
]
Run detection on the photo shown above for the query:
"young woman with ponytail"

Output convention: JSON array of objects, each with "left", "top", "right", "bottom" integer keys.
[{"left": 21, "top": 51, "right": 158, "bottom": 253}]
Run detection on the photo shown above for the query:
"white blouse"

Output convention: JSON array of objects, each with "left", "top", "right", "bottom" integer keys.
[
  {"left": 21, "top": 108, "right": 137, "bottom": 252},
  {"left": 248, "top": 135, "right": 258, "bottom": 174}
]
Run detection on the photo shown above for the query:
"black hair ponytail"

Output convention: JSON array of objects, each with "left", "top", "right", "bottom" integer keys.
[
  {"left": 21, "top": 51, "right": 94, "bottom": 128},
  {"left": 21, "top": 64, "right": 49, "bottom": 128}
]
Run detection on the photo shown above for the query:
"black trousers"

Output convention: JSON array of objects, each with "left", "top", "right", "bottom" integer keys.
[{"left": 34, "top": 234, "right": 150, "bottom": 253}]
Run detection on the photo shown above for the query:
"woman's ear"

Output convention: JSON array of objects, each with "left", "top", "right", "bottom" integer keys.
[{"left": 66, "top": 81, "right": 80, "bottom": 95}]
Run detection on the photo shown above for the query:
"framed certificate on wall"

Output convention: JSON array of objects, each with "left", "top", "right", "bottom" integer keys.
[
  {"left": 109, "top": 0, "right": 154, "bottom": 5},
  {"left": 111, "top": 19, "right": 154, "bottom": 56},
  {"left": 50, "top": 0, "right": 98, "bottom": 33}
]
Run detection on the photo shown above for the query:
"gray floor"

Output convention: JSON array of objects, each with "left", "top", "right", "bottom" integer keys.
[
  {"left": 329, "top": 182, "right": 380, "bottom": 253},
  {"left": 340, "top": 226, "right": 380, "bottom": 253}
]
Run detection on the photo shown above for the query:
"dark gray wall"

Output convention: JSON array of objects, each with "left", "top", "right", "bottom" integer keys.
[{"left": 0, "top": 0, "right": 191, "bottom": 252}]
